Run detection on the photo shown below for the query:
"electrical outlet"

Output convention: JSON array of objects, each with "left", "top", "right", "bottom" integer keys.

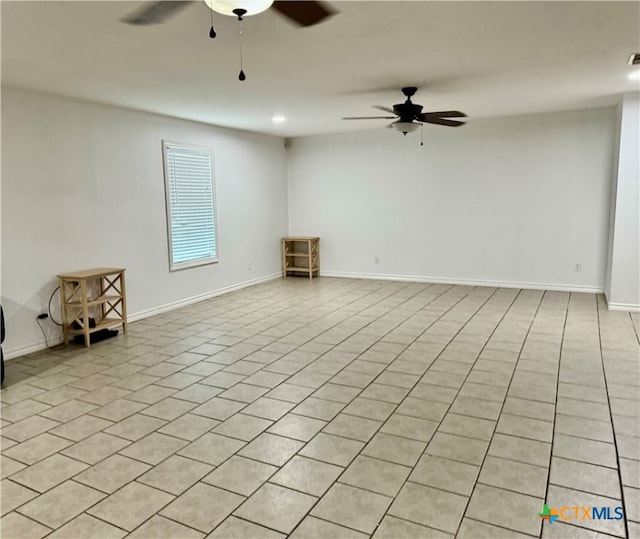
[
  {"left": 574, "top": 263, "right": 582, "bottom": 272},
  {"left": 374, "top": 256, "right": 380, "bottom": 265}
]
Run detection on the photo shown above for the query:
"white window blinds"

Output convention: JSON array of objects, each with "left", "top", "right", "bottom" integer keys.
[{"left": 163, "top": 141, "right": 218, "bottom": 271}]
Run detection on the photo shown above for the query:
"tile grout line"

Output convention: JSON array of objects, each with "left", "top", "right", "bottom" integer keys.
[
  {"left": 597, "top": 295, "right": 631, "bottom": 539},
  {"left": 538, "top": 290, "right": 570, "bottom": 539},
  {"left": 448, "top": 288, "right": 548, "bottom": 538},
  {"left": 356, "top": 285, "right": 512, "bottom": 536},
  {"left": 628, "top": 311, "right": 640, "bottom": 345}
]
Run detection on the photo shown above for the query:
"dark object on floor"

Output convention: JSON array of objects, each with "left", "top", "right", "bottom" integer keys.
[
  {"left": 71, "top": 317, "right": 97, "bottom": 330},
  {"left": 1, "top": 305, "right": 5, "bottom": 385},
  {"left": 72, "top": 328, "right": 118, "bottom": 345}
]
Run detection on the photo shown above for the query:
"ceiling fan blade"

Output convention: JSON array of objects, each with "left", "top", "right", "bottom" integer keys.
[
  {"left": 420, "top": 111, "right": 468, "bottom": 120},
  {"left": 272, "top": 1, "right": 337, "bottom": 27},
  {"left": 373, "top": 105, "right": 396, "bottom": 114},
  {"left": 122, "top": 1, "right": 194, "bottom": 25},
  {"left": 421, "top": 117, "right": 466, "bottom": 127},
  {"left": 343, "top": 116, "right": 397, "bottom": 120}
]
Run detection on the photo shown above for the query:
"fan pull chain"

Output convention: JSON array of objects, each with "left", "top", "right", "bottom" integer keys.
[
  {"left": 209, "top": 8, "right": 216, "bottom": 38},
  {"left": 420, "top": 123, "right": 424, "bottom": 146},
  {"left": 237, "top": 18, "right": 246, "bottom": 81}
]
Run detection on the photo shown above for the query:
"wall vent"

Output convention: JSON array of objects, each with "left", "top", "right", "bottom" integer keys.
[{"left": 628, "top": 53, "right": 640, "bottom": 65}]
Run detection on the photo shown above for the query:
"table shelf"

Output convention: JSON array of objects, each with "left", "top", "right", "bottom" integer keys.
[
  {"left": 282, "top": 237, "right": 320, "bottom": 280},
  {"left": 58, "top": 268, "right": 127, "bottom": 348},
  {"left": 66, "top": 295, "right": 123, "bottom": 308},
  {"left": 65, "top": 318, "right": 125, "bottom": 336}
]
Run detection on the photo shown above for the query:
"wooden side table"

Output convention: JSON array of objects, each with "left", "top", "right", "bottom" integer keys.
[
  {"left": 57, "top": 267, "right": 127, "bottom": 348},
  {"left": 281, "top": 237, "right": 320, "bottom": 279}
]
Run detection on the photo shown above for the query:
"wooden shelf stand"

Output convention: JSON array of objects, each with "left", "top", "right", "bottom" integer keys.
[
  {"left": 282, "top": 237, "right": 320, "bottom": 279},
  {"left": 58, "top": 267, "right": 127, "bottom": 348}
]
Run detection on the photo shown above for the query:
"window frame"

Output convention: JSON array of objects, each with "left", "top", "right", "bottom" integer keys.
[{"left": 162, "top": 140, "right": 219, "bottom": 272}]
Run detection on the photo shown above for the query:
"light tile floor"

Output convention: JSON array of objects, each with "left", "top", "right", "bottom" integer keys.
[{"left": 1, "top": 278, "right": 639, "bottom": 538}]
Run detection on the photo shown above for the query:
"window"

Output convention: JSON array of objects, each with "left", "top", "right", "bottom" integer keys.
[{"left": 162, "top": 141, "right": 218, "bottom": 271}]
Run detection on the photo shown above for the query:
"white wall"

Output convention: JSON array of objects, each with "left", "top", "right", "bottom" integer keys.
[
  {"left": 1, "top": 88, "right": 288, "bottom": 358},
  {"left": 288, "top": 107, "right": 616, "bottom": 291},
  {"left": 606, "top": 92, "right": 640, "bottom": 310}
]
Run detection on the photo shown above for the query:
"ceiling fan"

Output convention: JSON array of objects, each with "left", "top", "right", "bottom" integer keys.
[
  {"left": 344, "top": 87, "right": 467, "bottom": 135},
  {"left": 123, "top": 0, "right": 336, "bottom": 80},
  {"left": 123, "top": 0, "right": 336, "bottom": 28}
]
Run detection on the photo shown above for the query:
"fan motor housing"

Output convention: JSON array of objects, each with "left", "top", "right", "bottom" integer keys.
[{"left": 393, "top": 102, "right": 423, "bottom": 121}]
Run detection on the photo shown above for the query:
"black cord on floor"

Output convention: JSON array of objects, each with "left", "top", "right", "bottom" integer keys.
[
  {"left": 48, "top": 286, "right": 63, "bottom": 326},
  {"left": 36, "top": 317, "right": 50, "bottom": 348}
]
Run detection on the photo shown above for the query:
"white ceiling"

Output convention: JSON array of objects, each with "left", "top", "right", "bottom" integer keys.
[{"left": 2, "top": 1, "right": 639, "bottom": 137}]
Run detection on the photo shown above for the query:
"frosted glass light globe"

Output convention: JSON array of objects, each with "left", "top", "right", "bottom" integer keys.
[
  {"left": 392, "top": 121, "right": 420, "bottom": 135},
  {"left": 204, "top": 0, "right": 274, "bottom": 17}
]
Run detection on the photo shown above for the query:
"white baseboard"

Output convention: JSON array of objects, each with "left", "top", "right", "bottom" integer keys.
[
  {"left": 603, "top": 290, "right": 640, "bottom": 312},
  {"left": 4, "top": 273, "right": 282, "bottom": 361},
  {"left": 320, "top": 270, "right": 604, "bottom": 294},
  {"left": 605, "top": 301, "right": 640, "bottom": 312}
]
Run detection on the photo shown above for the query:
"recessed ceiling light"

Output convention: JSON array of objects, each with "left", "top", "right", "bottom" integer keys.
[
  {"left": 272, "top": 115, "right": 286, "bottom": 124},
  {"left": 628, "top": 70, "right": 640, "bottom": 81}
]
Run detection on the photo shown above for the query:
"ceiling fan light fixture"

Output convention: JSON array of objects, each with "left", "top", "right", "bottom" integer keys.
[
  {"left": 204, "top": 0, "right": 274, "bottom": 17},
  {"left": 392, "top": 121, "right": 420, "bottom": 135}
]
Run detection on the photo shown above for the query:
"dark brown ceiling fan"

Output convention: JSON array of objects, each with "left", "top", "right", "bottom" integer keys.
[
  {"left": 344, "top": 87, "right": 467, "bottom": 135},
  {"left": 123, "top": 0, "right": 336, "bottom": 28},
  {"left": 123, "top": 1, "right": 337, "bottom": 80}
]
